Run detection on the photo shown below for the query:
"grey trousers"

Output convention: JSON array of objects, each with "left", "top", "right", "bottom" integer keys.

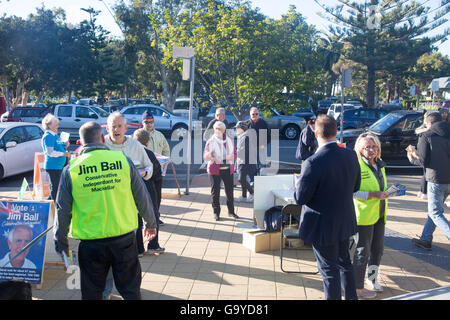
[{"left": 353, "top": 217, "right": 385, "bottom": 289}]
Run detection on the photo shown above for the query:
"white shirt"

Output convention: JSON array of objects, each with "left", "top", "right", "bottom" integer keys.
[{"left": 0, "top": 252, "right": 37, "bottom": 269}]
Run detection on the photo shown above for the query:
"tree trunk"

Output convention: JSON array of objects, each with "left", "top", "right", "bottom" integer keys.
[
  {"left": 366, "top": 63, "right": 376, "bottom": 107},
  {"left": 21, "top": 90, "right": 30, "bottom": 107}
]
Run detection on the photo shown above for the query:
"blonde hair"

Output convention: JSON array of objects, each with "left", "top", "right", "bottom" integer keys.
[
  {"left": 213, "top": 121, "right": 226, "bottom": 132},
  {"left": 354, "top": 133, "right": 382, "bottom": 161},
  {"left": 41, "top": 113, "right": 58, "bottom": 130},
  {"left": 133, "top": 128, "right": 150, "bottom": 147}
]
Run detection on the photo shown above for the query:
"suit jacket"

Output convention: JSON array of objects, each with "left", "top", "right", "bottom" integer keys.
[{"left": 294, "top": 142, "right": 361, "bottom": 246}]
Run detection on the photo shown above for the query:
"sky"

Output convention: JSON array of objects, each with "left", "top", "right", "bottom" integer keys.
[{"left": 1, "top": 0, "right": 449, "bottom": 55}]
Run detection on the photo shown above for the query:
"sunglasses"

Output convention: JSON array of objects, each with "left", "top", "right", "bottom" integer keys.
[{"left": 144, "top": 120, "right": 154, "bottom": 124}]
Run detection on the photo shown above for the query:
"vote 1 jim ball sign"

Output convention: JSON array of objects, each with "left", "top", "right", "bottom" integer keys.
[{"left": 0, "top": 201, "right": 51, "bottom": 284}]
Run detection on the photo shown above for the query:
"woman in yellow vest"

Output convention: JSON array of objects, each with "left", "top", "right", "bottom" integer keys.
[{"left": 353, "top": 133, "right": 389, "bottom": 299}]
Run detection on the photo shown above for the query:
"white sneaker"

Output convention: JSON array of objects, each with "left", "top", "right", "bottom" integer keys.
[
  {"left": 365, "top": 278, "right": 383, "bottom": 292},
  {"left": 235, "top": 196, "right": 247, "bottom": 202},
  {"left": 246, "top": 194, "right": 254, "bottom": 202}
]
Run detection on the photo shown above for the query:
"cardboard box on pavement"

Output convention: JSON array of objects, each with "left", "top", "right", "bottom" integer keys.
[{"left": 242, "top": 229, "right": 284, "bottom": 253}]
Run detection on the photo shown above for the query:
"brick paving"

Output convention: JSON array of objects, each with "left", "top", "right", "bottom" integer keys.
[{"left": 0, "top": 174, "right": 448, "bottom": 300}]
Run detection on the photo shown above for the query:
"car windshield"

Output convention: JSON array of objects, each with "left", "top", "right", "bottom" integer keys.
[
  {"left": 91, "top": 106, "right": 109, "bottom": 117},
  {"left": 369, "top": 113, "right": 403, "bottom": 134}
]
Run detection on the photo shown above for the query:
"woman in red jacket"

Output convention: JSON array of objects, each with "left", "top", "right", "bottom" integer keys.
[{"left": 204, "top": 121, "right": 238, "bottom": 221}]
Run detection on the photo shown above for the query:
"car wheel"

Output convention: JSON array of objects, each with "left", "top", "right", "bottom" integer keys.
[
  {"left": 0, "top": 164, "right": 4, "bottom": 180},
  {"left": 283, "top": 124, "right": 300, "bottom": 140},
  {"left": 171, "top": 124, "right": 188, "bottom": 138}
]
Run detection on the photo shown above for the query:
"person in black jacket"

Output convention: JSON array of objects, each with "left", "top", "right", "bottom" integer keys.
[
  {"left": 235, "top": 121, "right": 257, "bottom": 203},
  {"left": 296, "top": 119, "right": 317, "bottom": 162},
  {"left": 203, "top": 107, "right": 229, "bottom": 141},
  {"left": 407, "top": 112, "right": 450, "bottom": 250},
  {"left": 246, "top": 107, "right": 270, "bottom": 175},
  {"left": 133, "top": 129, "right": 165, "bottom": 255}
]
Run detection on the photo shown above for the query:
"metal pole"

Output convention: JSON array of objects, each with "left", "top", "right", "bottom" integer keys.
[
  {"left": 185, "top": 56, "right": 195, "bottom": 195},
  {"left": 340, "top": 69, "right": 344, "bottom": 143}
]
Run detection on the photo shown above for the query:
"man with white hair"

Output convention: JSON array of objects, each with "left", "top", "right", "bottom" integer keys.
[{"left": 0, "top": 225, "right": 36, "bottom": 269}]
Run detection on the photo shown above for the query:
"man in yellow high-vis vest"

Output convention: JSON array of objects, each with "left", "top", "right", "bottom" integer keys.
[{"left": 53, "top": 121, "right": 157, "bottom": 300}]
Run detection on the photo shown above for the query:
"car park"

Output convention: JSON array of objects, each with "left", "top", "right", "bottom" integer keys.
[
  {"left": 172, "top": 97, "right": 202, "bottom": 120},
  {"left": 6, "top": 106, "right": 54, "bottom": 123},
  {"left": 202, "top": 106, "right": 306, "bottom": 140},
  {"left": 337, "top": 108, "right": 391, "bottom": 130},
  {"left": 291, "top": 107, "right": 316, "bottom": 122},
  {"left": 0, "top": 122, "right": 44, "bottom": 179},
  {"left": 377, "top": 103, "right": 403, "bottom": 111},
  {"left": 317, "top": 99, "right": 334, "bottom": 114},
  {"left": 338, "top": 110, "right": 425, "bottom": 166},
  {"left": 53, "top": 104, "right": 109, "bottom": 141},
  {"left": 327, "top": 103, "right": 360, "bottom": 120},
  {"left": 120, "top": 104, "right": 191, "bottom": 137}
]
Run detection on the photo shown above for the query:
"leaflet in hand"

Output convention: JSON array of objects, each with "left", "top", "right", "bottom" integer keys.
[
  {"left": 60, "top": 131, "right": 70, "bottom": 143},
  {"left": 386, "top": 183, "right": 406, "bottom": 198},
  {"left": 62, "top": 250, "right": 77, "bottom": 269}
]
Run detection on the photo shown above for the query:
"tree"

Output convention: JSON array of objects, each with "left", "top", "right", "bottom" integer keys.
[{"left": 316, "top": 0, "right": 449, "bottom": 107}]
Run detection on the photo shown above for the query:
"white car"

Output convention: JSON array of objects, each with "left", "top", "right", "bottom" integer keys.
[
  {"left": 0, "top": 122, "right": 44, "bottom": 179},
  {"left": 327, "top": 103, "right": 359, "bottom": 120}
]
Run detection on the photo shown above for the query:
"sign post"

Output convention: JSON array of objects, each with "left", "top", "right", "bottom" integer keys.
[
  {"left": 431, "top": 80, "right": 439, "bottom": 108},
  {"left": 173, "top": 46, "right": 195, "bottom": 195},
  {"left": 340, "top": 68, "right": 351, "bottom": 143}
]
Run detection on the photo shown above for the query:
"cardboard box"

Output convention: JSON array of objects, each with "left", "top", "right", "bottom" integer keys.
[{"left": 242, "top": 229, "right": 284, "bottom": 253}]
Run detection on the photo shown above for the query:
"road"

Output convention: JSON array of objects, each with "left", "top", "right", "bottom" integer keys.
[{"left": 0, "top": 136, "right": 421, "bottom": 190}]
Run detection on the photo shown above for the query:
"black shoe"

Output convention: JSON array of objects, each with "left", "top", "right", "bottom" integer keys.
[
  {"left": 158, "top": 219, "right": 164, "bottom": 226},
  {"left": 228, "top": 213, "right": 239, "bottom": 219},
  {"left": 214, "top": 213, "right": 220, "bottom": 221},
  {"left": 412, "top": 238, "right": 432, "bottom": 251}
]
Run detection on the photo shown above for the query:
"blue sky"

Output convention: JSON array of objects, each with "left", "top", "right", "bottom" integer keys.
[{"left": 1, "top": 0, "right": 449, "bottom": 55}]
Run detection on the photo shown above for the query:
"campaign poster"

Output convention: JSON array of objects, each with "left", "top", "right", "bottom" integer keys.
[{"left": 0, "top": 201, "right": 51, "bottom": 284}]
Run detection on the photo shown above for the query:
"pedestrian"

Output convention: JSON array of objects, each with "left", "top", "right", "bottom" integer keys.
[
  {"left": 294, "top": 114, "right": 361, "bottom": 300},
  {"left": 412, "top": 111, "right": 432, "bottom": 199},
  {"left": 53, "top": 121, "right": 157, "bottom": 300},
  {"left": 141, "top": 110, "right": 170, "bottom": 157},
  {"left": 246, "top": 106, "right": 270, "bottom": 173},
  {"left": 41, "top": 113, "right": 70, "bottom": 201},
  {"left": 141, "top": 110, "right": 168, "bottom": 225},
  {"left": 295, "top": 119, "right": 317, "bottom": 161},
  {"left": 407, "top": 112, "right": 450, "bottom": 250},
  {"left": 234, "top": 121, "right": 257, "bottom": 203},
  {"left": 103, "top": 111, "right": 153, "bottom": 299},
  {"left": 203, "top": 107, "right": 229, "bottom": 141},
  {"left": 353, "top": 133, "right": 389, "bottom": 299},
  {"left": 203, "top": 121, "right": 238, "bottom": 221},
  {"left": 133, "top": 128, "right": 165, "bottom": 255},
  {"left": 439, "top": 107, "right": 449, "bottom": 123}
]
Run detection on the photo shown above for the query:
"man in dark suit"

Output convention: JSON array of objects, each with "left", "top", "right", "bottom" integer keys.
[{"left": 294, "top": 114, "right": 361, "bottom": 300}]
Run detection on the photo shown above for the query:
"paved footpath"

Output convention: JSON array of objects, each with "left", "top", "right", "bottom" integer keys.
[{"left": 0, "top": 174, "right": 448, "bottom": 300}]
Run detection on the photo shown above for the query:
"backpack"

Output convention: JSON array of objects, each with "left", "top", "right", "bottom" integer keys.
[{"left": 264, "top": 206, "right": 290, "bottom": 232}]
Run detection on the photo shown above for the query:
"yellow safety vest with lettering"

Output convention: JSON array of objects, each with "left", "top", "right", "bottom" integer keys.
[
  {"left": 353, "top": 157, "right": 388, "bottom": 226},
  {"left": 69, "top": 150, "right": 138, "bottom": 239}
]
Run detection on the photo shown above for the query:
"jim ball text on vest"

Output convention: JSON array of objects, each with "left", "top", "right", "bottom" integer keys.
[{"left": 77, "top": 160, "right": 123, "bottom": 175}]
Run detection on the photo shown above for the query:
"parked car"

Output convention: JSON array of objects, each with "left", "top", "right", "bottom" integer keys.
[
  {"left": 0, "top": 122, "right": 44, "bottom": 179},
  {"left": 53, "top": 104, "right": 109, "bottom": 141},
  {"left": 76, "top": 98, "right": 96, "bottom": 106},
  {"left": 317, "top": 100, "right": 334, "bottom": 114},
  {"left": 338, "top": 110, "right": 425, "bottom": 166},
  {"left": 6, "top": 106, "right": 54, "bottom": 123},
  {"left": 291, "top": 107, "right": 316, "bottom": 122},
  {"left": 336, "top": 108, "right": 391, "bottom": 130},
  {"left": 327, "top": 103, "right": 360, "bottom": 120},
  {"left": 120, "top": 104, "right": 191, "bottom": 137},
  {"left": 202, "top": 106, "right": 306, "bottom": 140},
  {"left": 101, "top": 104, "right": 122, "bottom": 114},
  {"left": 376, "top": 103, "right": 403, "bottom": 111},
  {"left": 346, "top": 100, "right": 364, "bottom": 108}
]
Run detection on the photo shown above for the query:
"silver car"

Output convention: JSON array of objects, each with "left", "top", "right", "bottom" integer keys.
[{"left": 120, "top": 104, "right": 191, "bottom": 137}]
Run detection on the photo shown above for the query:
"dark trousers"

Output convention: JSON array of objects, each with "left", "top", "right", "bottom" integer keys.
[
  {"left": 421, "top": 168, "right": 427, "bottom": 194},
  {"left": 353, "top": 217, "right": 385, "bottom": 289},
  {"left": 312, "top": 239, "right": 358, "bottom": 300},
  {"left": 46, "top": 169, "right": 62, "bottom": 201},
  {"left": 78, "top": 232, "right": 142, "bottom": 300},
  {"left": 239, "top": 168, "right": 255, "bottom": 198},
  {"left": 136, "top": 179, "right": 160, "bottom": 253},
  {"left": 209, "top": 169, "right": 235, "bottom": 216}
]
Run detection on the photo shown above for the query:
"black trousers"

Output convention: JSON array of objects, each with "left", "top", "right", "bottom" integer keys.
[
  {"left": 209, "top": 169, "right": 235, "bottom": 216},
  {"left": 78, "top": 232, "right": 142, "bottom": 300},
  {"left": 238, "top": 168, "right": 255, "bottom": 198},
  {"left": 353, "top": 217, "right": 385, "bottom": 289},
  {"left": 46, "top": 169, "right": 62, "bottom": 201},
  {"left": 136, "top": 179, "right": 160, "bottom": 253}
]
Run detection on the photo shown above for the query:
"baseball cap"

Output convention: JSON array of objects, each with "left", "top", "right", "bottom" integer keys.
[{"left": 142, "top": 110, "right": 154, "bottom": 121}]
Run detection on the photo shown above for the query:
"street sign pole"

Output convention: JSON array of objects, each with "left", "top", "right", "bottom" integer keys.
[
  {"left": 173, "top": 46, "right": 195, "bottom": 195},
  {"left": 340, "top": 70, "right": 345, "bottom": 143}
]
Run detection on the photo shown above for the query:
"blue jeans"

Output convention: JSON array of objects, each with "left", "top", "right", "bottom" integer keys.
[{"left": 420, "top": 183, "right": 450, "bottom": 242}]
